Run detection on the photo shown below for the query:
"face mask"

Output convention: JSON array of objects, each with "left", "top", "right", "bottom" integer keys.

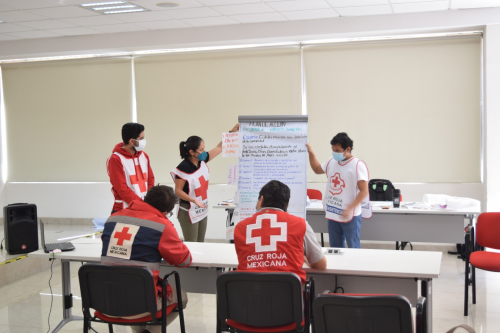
[
  {"left": 197, "top": 151, "right": 208, "bottom": 161},
  {"left": 134, "top": 139, "right": 146, "bottom": 151},
  {"left": 332, "top": 151, "right": 346, "bottom": 161}
]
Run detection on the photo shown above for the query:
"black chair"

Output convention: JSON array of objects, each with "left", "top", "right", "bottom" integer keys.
[
  {"left": 216, "top": 272, "right": 314, "bottom": 333},
  {"left": 78, "top": 263, "right": 185, "bottom": 333},
  {"left": 313, "top": 293, "right": 427, "bottom": 333}
]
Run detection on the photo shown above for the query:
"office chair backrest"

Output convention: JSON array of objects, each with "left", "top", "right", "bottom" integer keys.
[
  {"left": 217, "top": 272, "right": 303, "bottom": 329},
  {"left": 307, "top": 189, "right": 322, "bottom": 200},
  {"left": 313, "top": 294, "right": 414, "bottom": 333},
  {"left": 476, "top": 213, "right": 500, "bottom": 250},
  {"left": 79, "top": 263, "right": 159, "bottom": 322}
]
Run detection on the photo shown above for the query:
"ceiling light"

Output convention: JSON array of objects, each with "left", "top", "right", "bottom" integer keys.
[
  {"left": 92, "top": 4, "right": 137, "bottom": 10},
  {"left": 156, "top": 2, "right": 179, "bottom": 8},
  {"left": 0, "top": 21, "right": 3, "bottom": 24},
  {"left": 80, "top": 1, "right": 126, "bottom": 6},
  {"left": 103, "top": 8, "right": 147, "bottom": 14},
  {"left": 78, "top": 1, "right": 149, "bottom": 14}
]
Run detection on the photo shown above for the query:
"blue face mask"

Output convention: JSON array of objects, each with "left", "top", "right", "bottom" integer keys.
[
  {"left": 332, "top": 151, "right": 346, "bottom": 161},
  {"left": 197, "top": 151, "right": 208, "bottom": 161}
]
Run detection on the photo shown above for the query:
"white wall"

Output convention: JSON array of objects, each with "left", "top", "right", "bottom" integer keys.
[
  {"left": 5, "top": 182, "right": 237, "bottom": 240},
  {"left": 1, "top": 7, "right": 499, "bottom": 235},
  {"left": 5, "top": 182, "right": 484, "bottom": 240},
  {"left": 0, "top": 68, "right": 5, "bottom": 218},
  {"left": 484, "top": 24, "right": 500, "bottom": 212}
]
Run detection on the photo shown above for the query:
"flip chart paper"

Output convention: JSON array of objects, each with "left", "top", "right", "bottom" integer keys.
[{"left": 237, "top": 120, "right": 308, "bottom": 221}]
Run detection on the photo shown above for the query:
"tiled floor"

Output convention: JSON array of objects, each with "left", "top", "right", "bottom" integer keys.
[{"left": 0, "top": 225, "right": 499, "bottom": 332}]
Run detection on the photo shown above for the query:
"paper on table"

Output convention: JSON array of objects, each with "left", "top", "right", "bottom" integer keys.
[
  {"left": 371, "top": 201, "right": 393, "bottom": 207},
  {"left": 222, "top": 132, "right": 241, "bottom": 158}
]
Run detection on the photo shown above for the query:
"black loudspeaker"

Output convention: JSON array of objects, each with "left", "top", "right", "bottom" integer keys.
[{"left": 3, "top": 203, "right": 38, "bottom": 255}]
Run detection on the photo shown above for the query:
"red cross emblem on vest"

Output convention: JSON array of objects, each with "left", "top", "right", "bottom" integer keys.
[
  {"left": 130, "top": 162, "right": 147, "bottom": 193},
  {"left": 329, "top": 172, "right": 345, "bottom": 196},
  {"left": 114, "top": 226, "right": 133, "bottom": 246},
  {"left": 194, "top": 175, "right": 209, "bottom": 201},
  {"left": 247, "top": 213, "right": 287, "bottom": 252}
]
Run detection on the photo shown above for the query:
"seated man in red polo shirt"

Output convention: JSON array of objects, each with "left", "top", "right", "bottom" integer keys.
[{"left": 234, "top": 180, "right": 327, "bottom": 284}]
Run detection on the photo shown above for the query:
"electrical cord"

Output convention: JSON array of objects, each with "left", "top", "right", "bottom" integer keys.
[
  {"left": 333, "top": 275, "right": 344, "bottom": 294},
  {"left": 47, "top": 252, "right": 55, "bottom": 333}
]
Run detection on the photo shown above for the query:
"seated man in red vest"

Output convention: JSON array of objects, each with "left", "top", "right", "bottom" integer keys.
[
  {"left": 234, "top": 180, "right": 327, "bottom": 284},
  {"left": 101, "top": 185, "right": 191, "bottom": 333}
]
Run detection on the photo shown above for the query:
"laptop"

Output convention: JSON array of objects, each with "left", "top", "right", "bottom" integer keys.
[{"left": 40, "top": 219, "right": 75, "bottom": 253}]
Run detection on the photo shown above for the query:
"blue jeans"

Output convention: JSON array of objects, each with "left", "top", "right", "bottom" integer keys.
[{"left": 327, "top": 214, "right": 362, "bottom": 248}]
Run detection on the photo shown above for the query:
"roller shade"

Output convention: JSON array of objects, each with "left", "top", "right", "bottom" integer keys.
[
  {"left": 304, "top": 37, "right": 481, "bottom": 183},
  {"left": 134, "top": 48, "right": 302, "bottom": 184},
  {"left": 2, "top": 58, "right": 133, "bottom": 182}
]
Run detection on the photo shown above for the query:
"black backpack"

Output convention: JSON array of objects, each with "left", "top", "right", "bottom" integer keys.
[{"left": 368, "top": 179, "right": 395, "bottom": 201}]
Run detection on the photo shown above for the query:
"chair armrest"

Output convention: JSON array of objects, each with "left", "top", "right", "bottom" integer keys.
[{"left": 416, "top": 296, "right": 427, "bottom": 333}]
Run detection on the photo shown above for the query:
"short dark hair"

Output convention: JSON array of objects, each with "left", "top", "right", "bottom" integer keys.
[
  {"left": 122, "top": 123, "right": 145, "bottom": 144},
  {"left": 179, "top": 136, "right": 203, "bottom": 159},
  {"left": 330, "top": 132, "right": 353, "bottom": 151},
  {"left": 144, "top": 185, "right": 178, "bottom": 214},
  {"left": 258, "top": 180, "right": 290, "bottom": 212}
]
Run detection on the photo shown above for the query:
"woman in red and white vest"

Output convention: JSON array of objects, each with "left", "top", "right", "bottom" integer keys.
[
  {"left": 306, "top": 132, "right": 371, "bottom": 249},
  {"left": 171, "top": 123, "right": 240, "bottom": 242},
  {"left": 107, "top": 123, "right": 154, "bottom": 214}
]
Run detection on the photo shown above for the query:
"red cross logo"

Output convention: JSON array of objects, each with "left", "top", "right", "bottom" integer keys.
[
  {"left": 194, "top": 175, "right": 209, "bottom": 201},
  {"left": 247, "top": 214, "right": 287, "bottom": 252},
  {"left": 114, "top": 227, "right": 132, "bottom": 246},
  {"left": 130, "top": 162, "right": 147, "bottom": 193},
  {"left": 251, "top": 219, "right": 282, "bottom": 246},
  {"left": 329, "top": 172, "right": 345, "bottom": 196}
]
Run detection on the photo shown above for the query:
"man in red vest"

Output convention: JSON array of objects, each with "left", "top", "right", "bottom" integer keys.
[
  {"left": 107, "top": 123, "right": 154, "bottom": 214},
  {"left": 234, "top": 180, "right": 326, "bottom": 284}
]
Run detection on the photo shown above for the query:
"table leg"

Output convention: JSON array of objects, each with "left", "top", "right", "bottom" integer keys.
[
  {"left": 51, "top": 259, "right": 83, "bottom": 333},
  {"left": 421, "top": 279, "right": 433, "bottom": 333}
]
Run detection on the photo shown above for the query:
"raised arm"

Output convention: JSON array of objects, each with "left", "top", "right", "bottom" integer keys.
[
  {"left": 306, "top": 143, "right": 325, "bottom": 175},
  {"left": 208, "top": 123, "right": 240, "bottom": 161}
]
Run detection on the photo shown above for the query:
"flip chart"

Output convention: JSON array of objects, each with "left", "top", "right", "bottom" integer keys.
[{"left": 237, "top": 115, "right": 308, "bottom": 222}]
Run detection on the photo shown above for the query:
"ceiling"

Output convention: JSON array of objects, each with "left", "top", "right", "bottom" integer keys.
[{"left": 0, "top": 0, "right": 497, "bottom": 42}]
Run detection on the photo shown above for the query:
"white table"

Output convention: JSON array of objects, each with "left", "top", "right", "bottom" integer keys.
[
  {"left": 30, "top": 238, "right": 441, "bottom": 333},
  {"left": 215, "top": 203, "right": 479, "bottom": 247}
]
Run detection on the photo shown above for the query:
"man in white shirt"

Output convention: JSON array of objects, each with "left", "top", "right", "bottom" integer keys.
[{"left": 306, "top": 133, "right": 370, "bottom": 248}]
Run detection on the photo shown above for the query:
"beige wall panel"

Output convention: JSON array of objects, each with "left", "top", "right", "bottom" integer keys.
[
  {"left": 305, "top": 37, "right": 481, "bottom": 183},
  {"left": 2, "top": 58, "right": 133, "bottom": 182},
  {"left": 135, "top": 48, "right": 302, "bottom": 184}
]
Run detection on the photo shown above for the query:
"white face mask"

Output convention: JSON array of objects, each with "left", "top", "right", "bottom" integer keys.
[{"left": 134, "top": 139, "right": 146, "bottom": 151}]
